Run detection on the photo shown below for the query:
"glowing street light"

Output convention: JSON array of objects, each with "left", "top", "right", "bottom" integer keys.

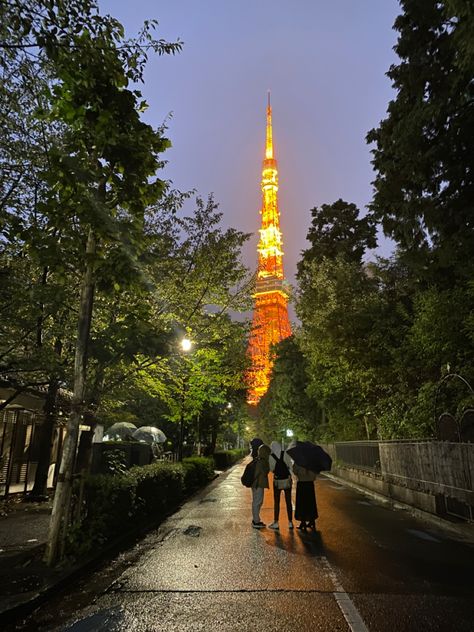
[
  {"left": 178, "top": 337, "right": 193, "bottom": 461},
  {"left": 181, "top": 337, "right": 192, "bottom": 352},
  {"left": 281, "top": 428, "right": 294, "bottom": 450}
]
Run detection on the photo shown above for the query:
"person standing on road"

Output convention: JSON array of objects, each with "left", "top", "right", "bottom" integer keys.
[
  {"left": 268, "top": 441, "right": 294, "bottom": 530},
  {"left": 250, "top": 437, "right": 263, "bottom": 459},
  {"left": 250, "top": 441, "right": 271, "bottom": 528},
  {"left": 293, "top": 463, "right": 318, "bottom": 531}
]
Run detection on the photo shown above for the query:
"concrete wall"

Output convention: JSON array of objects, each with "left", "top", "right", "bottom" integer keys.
[{"left": 379, "top": 441, "right": 474, "bottom": 506}]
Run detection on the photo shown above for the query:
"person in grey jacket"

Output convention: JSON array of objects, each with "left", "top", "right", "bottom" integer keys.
[
  {"left": 251, "top": 442, "right": 271, "bottom": 528},
  {"left": 268, "top": 440, "right": 294, "bottom": 530}
]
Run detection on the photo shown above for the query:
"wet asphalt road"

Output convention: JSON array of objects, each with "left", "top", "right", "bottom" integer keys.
[{"left": 14, "top": 461, "right": 474, "bottom": 632}]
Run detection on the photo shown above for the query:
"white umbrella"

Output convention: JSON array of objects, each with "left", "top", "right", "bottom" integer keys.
[
  {"left": 132, "top": 426, "right": 167, "bottom": 444},
  {"left": 104, "top": 421, "right": 137, "bottom": 441}
]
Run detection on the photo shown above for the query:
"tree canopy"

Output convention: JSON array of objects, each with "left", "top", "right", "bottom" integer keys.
[{"left": 367, "top": 0, "right": 474, "bottom": 279}]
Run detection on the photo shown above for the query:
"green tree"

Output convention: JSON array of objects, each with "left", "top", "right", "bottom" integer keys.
[
  {"left": 295, "top": 199, "right": 383, "bottom": 439},
  {"left": 1, "top": 0, "right": 181, "bottom": 563},
  {"left": 367, "top": 0, "right": 474, "bottom": 279},
  {"left": 86, "top": 195, "right": 252, "bottom": 444},
  {"left": 259, "top": 335, "right": 322, "bottom": 441},
  {"left": 298, "top": 199, "right": 376, "bottom": 276}
]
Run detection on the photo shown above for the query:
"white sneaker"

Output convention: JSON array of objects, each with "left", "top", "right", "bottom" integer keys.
[
  {"left": 269, "top": 522, "right": 279, "bottom": 529},
  {"left": 288, "top": 521, "right": 294, "bottom": 529}
]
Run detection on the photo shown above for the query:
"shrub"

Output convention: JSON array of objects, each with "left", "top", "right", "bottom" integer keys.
[
  {"left": 67, "top": 457, "right": 215, "bottom": 558},
  {"left": 182, "top": 456, "right": 214, "bottom": 490},
  {"left": 212, "top": 449, "right": 247, "bottom": 470},
  {"left": 133, "top": 462, "right": 185, "bottom": 518}
]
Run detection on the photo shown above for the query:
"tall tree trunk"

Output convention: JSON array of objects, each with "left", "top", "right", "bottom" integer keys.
[
  {"left": 76, "top": 364, "right": 105, "bottom": 477},
  {"left": 30, "top": 337, "right": 63, "bottom": 500},
  {"left": 30, "top": 376, "right": 59, "bottom": 500},
  {"left": 46, "top": 229, "right": 96, "bottom": 566},
  {"left": 210, "top": 427, "right": 217, "bottom": 454}
]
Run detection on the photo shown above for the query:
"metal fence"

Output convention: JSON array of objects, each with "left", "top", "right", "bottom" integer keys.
[
  {"left": 332, "top": 441, "right": 381, "bottom": 471},
  {"left": 0, "top": 408, "right": 64, "bottom": 496}
]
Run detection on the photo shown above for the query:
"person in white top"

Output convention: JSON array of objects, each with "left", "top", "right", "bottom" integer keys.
[{"left": 268, "top": 440, "right": 294, "bottom": 530}]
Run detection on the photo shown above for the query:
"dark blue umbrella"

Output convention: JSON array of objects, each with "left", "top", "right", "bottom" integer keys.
[{"left": 287, "top": 441, "right": 332, "bottom": 473}]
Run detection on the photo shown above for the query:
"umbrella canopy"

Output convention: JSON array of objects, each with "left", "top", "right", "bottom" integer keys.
[
  {"left": 132, "top": 426, "right": 167, "bottom": 444},
  {"left": 286, "top": 441, "right": 332, "bottom": 473},
  {"left": 104, "top": 421, "right": 137, "bottom": 441}
]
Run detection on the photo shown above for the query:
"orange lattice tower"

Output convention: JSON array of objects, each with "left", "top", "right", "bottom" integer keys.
[{"left": 247, "top": 94, "right": 292, "bottom": 405}]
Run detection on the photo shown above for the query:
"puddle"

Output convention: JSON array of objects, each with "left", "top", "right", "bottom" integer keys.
[{"left": 183, "top": 525, "right": 202, "bottom": 537}]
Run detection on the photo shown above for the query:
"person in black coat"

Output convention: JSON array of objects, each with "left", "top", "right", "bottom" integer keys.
[{"left": 293, "top": 464, "right": 318, "bottom": 531}]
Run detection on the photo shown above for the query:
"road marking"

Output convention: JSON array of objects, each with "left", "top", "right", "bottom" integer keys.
[{"left": 321, "top": 556, "right": 369, "bottom": 632}]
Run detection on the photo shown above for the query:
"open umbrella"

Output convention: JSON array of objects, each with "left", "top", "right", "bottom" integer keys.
[
  {"left": 103, "top": 421, "right": 137, "bottom": 441},
  {"left": 132, "top": 426, "right": 167, "bottom": 444},
  {"left": 286, "top": 441, "right": 332, "bottom": 473}
]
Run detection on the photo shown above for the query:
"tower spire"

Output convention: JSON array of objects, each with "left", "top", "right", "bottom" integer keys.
[
  {"left": 266, "top": 91, "right": 273, "bottom": 160},
  {"left": 246, "top": 96, "right": 292, "bottom": 405}
]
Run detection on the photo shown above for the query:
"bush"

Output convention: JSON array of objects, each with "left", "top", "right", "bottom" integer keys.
[
  {"left": 133, "top": 461, "right": 185, "bottom": 518},
  {"left": 68, "top": 470, "right": 139, "bottom": 555},
  {"left": 182, "top": 456, "right": 214, "bottom": 490},
  {"left": 212, "top": 449, "right": 247, "bottom": 470},
  {"left": 67, "top": 457, "right": 215, "bottom": 558}
]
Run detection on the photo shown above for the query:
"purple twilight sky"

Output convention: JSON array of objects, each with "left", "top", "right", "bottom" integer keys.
[{"left": 99, "top": 0, "right": 400, "bottom": 302}]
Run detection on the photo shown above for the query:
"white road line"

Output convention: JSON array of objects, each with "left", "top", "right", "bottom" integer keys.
[{"left": 321, "top": 556, "right": 369, "bottom": 632}]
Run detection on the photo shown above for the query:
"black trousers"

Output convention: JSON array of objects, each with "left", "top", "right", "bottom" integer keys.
[{"left": 273, "top": 485, "right": 293, "bottom": 522}]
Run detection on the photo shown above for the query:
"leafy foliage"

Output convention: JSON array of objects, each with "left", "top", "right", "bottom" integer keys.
[
  {"left": 298, "top": 199, "right": 376, "bottom": 274},
  {"left": 258, "top": 335, "right": 322, "bottom": 441},
  {"left": 367, "top": 0, "right": 474, "bottom": 279},
  {"left": 288, "top": 1, "right": 474, "bottom": 441},
  {"left": 67, "top": 457, "right": 214, "bottom": 558},
  {"left": 0, "top": 1, "right": 252, "bottom": 463}
]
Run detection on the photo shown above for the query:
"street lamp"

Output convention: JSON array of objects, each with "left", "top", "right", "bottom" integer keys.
[
  {"left": 181, "top": 337, "right": 192, "bottom": 353},
  {"left": 178, "top": 337, "right": 193, "bottom": 461},
  {"left": 282, "top": 428, "right": 293, "bottom": 450}
]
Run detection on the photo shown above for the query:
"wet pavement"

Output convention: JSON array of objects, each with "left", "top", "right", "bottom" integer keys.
[
  {"left": 6, "top": 461, "right": 474, "bottom": 631},
  {"left": 0, "top": 498, "right": 51, "bottom": 556}
]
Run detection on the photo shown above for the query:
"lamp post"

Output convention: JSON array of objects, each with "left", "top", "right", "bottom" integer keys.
[
  {"left": 178, "top": 337, "right": 192, "bottom": 461},
  {"left": 282, "top": 428, "right": 293, "bottom": 450}
]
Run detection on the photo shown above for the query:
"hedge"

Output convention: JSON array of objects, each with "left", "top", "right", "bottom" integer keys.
[
  {"left": 67, "top": 457, "right": 214, "bottom": 558},
  {"left": 212, "top": 448, "right": 247, "bottom": 470}
]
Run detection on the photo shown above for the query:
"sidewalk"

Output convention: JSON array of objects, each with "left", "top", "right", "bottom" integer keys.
[
  {"left": 0, "top": 496, "right": 57, "bottom": 618},
  {"left": 0, "top": 468, "right": 224, "bottom": 624}
]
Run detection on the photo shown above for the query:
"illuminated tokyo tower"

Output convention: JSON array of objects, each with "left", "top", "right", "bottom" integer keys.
[{"left": 247, "top": 94, "right": 292, "bottom": 405}]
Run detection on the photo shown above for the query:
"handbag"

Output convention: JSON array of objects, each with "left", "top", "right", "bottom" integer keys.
[{"left": 274, "top": 477, "right": 292, "bottom": 490}]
